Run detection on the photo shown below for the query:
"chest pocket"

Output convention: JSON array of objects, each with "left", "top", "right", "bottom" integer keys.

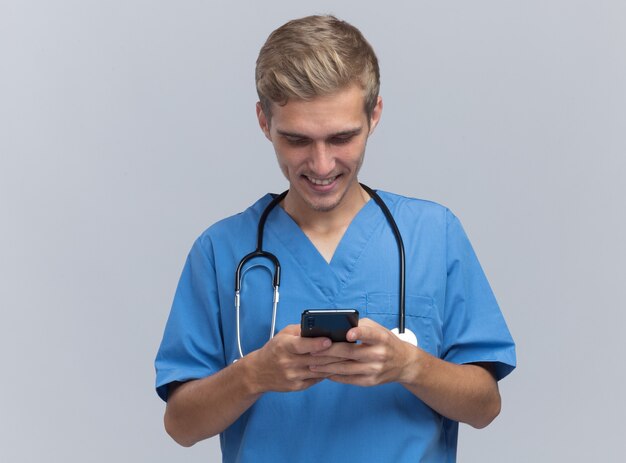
[{"left": 365, "top": 293, "right": 442, "bottom": 356}]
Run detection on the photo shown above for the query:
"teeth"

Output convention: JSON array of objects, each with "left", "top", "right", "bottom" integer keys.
[{"left": 307, "top": 176, "right": 337, "bottom": 186}]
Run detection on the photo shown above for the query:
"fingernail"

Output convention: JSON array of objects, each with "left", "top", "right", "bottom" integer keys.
[{"left": 323, "top": 339, "right": 331, "bottom": 348}]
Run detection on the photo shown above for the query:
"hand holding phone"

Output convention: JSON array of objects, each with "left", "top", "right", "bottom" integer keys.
[{"left": 300, "top": 309, "right": 359, "bottom": 342}]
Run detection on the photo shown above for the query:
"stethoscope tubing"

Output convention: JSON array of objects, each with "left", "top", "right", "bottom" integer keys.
[
  {"left": 234, "top": 190, "right": 287, "bottom": 358},
  {"left": 360, "top": 183, "right": 406, "bottom": 333},
  {"left": 234, "top": 185, "right": 406, "bottom": 358}
]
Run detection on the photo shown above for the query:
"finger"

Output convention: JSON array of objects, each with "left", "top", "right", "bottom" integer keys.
[
  {"left": 313, "top": 341, "right": 363, "bottom": 360},
  {"left": 358, "top": 318, "right": 382, "bottom": 328},
  {"left": 346, "top": 323, "right": 387, "bottom": 345},
  {"left": 279, "top": 324, "right": 302, "bottom": 336},
  {"left": 276, "top": 325, "right": 332, "bottom": 354},
  {"left": 280, "top": 375, "right": 329, "bottom": 392},
  {"left": 295, "top": 369, "right": 333, "bottom": 381},
  {"left": 287, "top": 335, "right": 332, "bottom": 355},
  {"left": 327, "top": 374, "right": 377, "bottom": 387},
  {"left": 310, "top": 360, "right": 379, "bottom": 377},
  {"left": 305, "top": 355, "right": 347, "bottom": 366}
]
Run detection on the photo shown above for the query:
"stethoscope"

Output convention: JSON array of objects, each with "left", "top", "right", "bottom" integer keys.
[{"left": 234, "top": 183, "right": 417, "bottom": 359}]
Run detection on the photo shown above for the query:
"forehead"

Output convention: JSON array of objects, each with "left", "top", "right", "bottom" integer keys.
[{"left": 269, "top": 85, "right": 368, "bottom": 135}]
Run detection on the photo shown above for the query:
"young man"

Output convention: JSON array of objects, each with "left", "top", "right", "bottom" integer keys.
[{"left": 155, "top": 15, "right": 515, "bottom": 462}]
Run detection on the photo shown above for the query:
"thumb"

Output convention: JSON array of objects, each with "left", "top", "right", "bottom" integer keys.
[{"left": 279, "top": 324, "right": 301, "bottom": 336}]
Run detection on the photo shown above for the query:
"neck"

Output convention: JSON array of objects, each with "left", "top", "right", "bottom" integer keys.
[{"left": 283, "top": 181, "right": 370, "bottom": 235}]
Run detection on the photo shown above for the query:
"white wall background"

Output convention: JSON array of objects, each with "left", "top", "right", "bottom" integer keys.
[{"left": 1, "top": 1, "right": 625, "bottom": 461}]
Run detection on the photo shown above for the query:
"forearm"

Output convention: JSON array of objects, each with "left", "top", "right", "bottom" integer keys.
[
  {"left": 164, "top": 355, "right": 262, "bottom": 447},
  {"left": 163, "top": 328, "right": 333, "bottom": 447},
  {"left": 401, "top": 349, "right": 501, "bottom": 428},
  {"left": 312, "top": 319, "right": 502, "bottom": 428}
]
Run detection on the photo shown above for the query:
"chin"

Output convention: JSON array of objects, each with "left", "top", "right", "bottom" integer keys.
[
  {"left": 306, "top": 200, "right": 340, "bottom": 212},
  {"left": 303, "top": 190, "right": 346, "bottom": 212},
  {"left": 290, "top": 177, "right": 353, "bottom": 212}
]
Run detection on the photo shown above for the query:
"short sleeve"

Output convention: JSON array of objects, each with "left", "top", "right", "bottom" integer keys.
[
  {"left": 154, "top": 235, "right": 226, "bottom": 401},
  {"left": 441, "top": 210, "right": 516, "bottom": 380}
]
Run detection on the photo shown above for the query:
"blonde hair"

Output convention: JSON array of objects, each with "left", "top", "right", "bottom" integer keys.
[{"left": 256, "top": 15, "right": 380, "bottom": 119}]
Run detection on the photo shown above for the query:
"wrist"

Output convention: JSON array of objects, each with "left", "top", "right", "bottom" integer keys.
[
  {"left": 237, "top": 350, "right": 267, "bottom": 397},
  {"left": 397, "top": 345, "right": 428, "bottom": 387}
]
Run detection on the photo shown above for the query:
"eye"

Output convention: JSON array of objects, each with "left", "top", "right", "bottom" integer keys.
[
  {"left": 329, "top": 136, "right": 354, "bottom": 145},
  {"left": 285, "top": 137, "right": 310, "bottom": 146}
]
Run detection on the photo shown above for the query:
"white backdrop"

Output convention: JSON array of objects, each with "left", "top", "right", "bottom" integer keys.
[{"left": 1, "top": 1, "right": 625, "bottom": 461}]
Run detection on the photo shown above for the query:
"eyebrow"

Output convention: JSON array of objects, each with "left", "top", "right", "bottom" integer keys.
[{"left": 276, "top": 127, "right": 363, "bottom": 139}]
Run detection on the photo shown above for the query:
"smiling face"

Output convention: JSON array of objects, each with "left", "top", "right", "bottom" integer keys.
[{"left": 257, "top": 84, "right": 382, "bottom": 220}]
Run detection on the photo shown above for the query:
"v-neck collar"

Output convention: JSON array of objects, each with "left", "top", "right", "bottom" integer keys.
[{"left": 266, "top": 198, "right": 384, "bottom": 302}]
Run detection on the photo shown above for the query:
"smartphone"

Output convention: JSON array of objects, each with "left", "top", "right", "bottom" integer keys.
[{"left": 300, "top": 309, "right": 359, "bottom": 342}]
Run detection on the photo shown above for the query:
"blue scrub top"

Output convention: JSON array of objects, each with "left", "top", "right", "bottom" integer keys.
[{"left": 155, "top": 191, "right": 516, "bottom": 463}]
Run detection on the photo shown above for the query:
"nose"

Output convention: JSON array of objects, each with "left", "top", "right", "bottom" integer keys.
[{"left": 308, "top": 142, "right": 335, "bottom": 177}]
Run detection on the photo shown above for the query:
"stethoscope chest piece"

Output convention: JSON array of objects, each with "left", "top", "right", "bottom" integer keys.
[{"left": 391, "top": 327, "right": 418, "bottom": 346}]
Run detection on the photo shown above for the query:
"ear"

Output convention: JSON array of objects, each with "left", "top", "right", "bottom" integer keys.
[
  {"left": 368, "top": 96, "right": 383, "bottom": 135},
  {"left": 256, "top": 102, "right": 272, "bottom": 141}
]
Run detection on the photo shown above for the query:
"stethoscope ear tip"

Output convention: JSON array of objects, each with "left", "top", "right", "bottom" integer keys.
[{"left": 391, "top": 327, "right": 418, "bottom": 347}]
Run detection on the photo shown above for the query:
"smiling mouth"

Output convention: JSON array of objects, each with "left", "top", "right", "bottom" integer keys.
[{"left": 305, "top": 175, "right": 339, "bottom": 186}]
